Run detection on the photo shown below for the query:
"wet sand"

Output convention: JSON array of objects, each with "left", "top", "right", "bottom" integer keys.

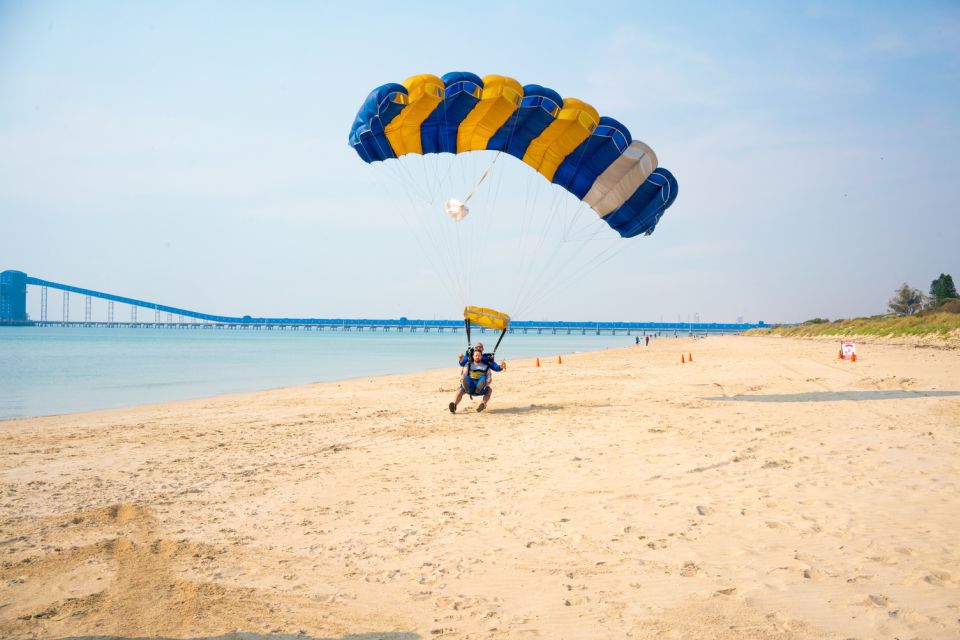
[{"left": 1, "top": 336, "right": 958, "bottom": 639}]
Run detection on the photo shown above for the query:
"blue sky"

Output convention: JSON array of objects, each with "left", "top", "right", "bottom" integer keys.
[{"left": 1, "top": 1, "right": 957, "bottom": 323}]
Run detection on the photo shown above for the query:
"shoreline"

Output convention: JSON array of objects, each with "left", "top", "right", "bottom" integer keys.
[
  {"left": 2, "top": 335, "right": 958, "bottom": 638},
  {"left": 0, "top": 329, "right": 634, "bottom": 422}
]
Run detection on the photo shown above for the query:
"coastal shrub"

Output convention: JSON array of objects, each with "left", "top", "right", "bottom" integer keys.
[
  {"left": 916, "top": 298, "right": 960, "bottom": 316},
  {"left": 805, "top": 317, "right": 829, "bottom": 324},
  {"left": 929, "top": 274, "right": 958, "bottom": 306},
  {"left": 888, "top": 283, "right": 926, "bottom": 316},
  {"left": 938, "top": 299, "right": 960, "bottom": 314}
]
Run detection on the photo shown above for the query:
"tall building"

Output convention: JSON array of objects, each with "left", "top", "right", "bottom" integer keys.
[{"left": 0, "top": 270, "right": 28, "bottom": 322}]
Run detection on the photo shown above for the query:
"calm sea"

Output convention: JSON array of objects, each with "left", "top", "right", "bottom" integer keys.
[{"left": 0, "top": 327, "right": 635, "bottom": 419}]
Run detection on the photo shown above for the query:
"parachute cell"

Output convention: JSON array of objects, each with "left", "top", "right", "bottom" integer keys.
[
  {"left": 603, "top": 168, "right": 679, "bottom": 238},
  {"left": 522, "top": 98, "right": 600, "bottom": 182},
  {"left": 421, "top": 72, "right": 483, "bottom": 154},
  {"left": 458, "top": 75, "right": 524, "bottom": 152},
  {"left": 487, "top": 84, "right": 563, "bottom": 159},
  {"left": 384, "top": 74, "right": 444, "bottom": 156},
  {"left": 552, "top": 116, "right": 632, "bottom": 200},
  {"left": 583, "top": 140, "right": 658, "bottom": 216},
  {"left": 349, "top": 83, "right": 408, "bottom": 162}
]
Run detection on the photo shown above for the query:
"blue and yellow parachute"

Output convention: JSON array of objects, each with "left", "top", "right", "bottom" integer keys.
[{"left": 349, "top": 72, "right": 677, "bottom": 238}]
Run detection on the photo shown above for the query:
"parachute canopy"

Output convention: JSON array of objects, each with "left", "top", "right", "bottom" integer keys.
[
  {"left": 464, "top": 306, "right": 510, "bottom": 332},
  {"left": 349, "top": 72, "right": 678, "bottom": 238}
]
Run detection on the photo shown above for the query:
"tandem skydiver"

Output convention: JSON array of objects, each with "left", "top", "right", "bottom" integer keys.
[
  {"left": 458, "top": 341, "right": 496, "bottom": 367},
  {"left": 449, "top": 345, "right": 503, "bottom": 413}
]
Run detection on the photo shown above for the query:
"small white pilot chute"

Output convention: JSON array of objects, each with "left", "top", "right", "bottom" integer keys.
[
  {"left": 445, "top": 198, "right": 470, "bottom": 221},
  {"left": 444, "top": 152, "right": 501, "bottom": 222}
]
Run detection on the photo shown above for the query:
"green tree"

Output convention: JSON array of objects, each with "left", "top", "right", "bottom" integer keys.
[
  {"left": 929, "top": 273, "right": 958, "bottom": 306},
  {"left": 888, "top": 283, "right": 926, "bottom": 315}
]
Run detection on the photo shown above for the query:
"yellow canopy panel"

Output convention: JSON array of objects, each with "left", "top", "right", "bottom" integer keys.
[
  {"left": 457, "top": 75, "right": 523, "bottom": 152},
  {"left": 464, "top": 305, "right": 511, "bottom": 331},
  {"left": 523, "top": 97, "right": 600, "bottom": 181},
  {"left": 384, "top": 73, "right": 444, "bottom": 156}
]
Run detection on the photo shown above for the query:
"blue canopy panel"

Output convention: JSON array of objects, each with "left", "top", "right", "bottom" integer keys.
[
  {"left": 602, "top": 168, "right": 678, "bottom": 238},
  {"left": 349, "top": 83, "right": 409, "bottom": 162},
  {"left": 486, "top": 84, "right": 563, "bottom": 159},
  {"left": 552, "top": 116, "right": 632, "bottom": 200},
  {"left": 420, "top": 72, "right": 484, "bottom": 154}
]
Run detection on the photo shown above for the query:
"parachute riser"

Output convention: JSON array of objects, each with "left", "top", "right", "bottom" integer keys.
[{"left": 491, "top": 328, "right": 507, "bottom": 356}]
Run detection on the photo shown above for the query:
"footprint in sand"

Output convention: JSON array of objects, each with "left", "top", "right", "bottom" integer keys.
[
  {"left": 802, "top": 568, "right": 823, "bottom": 581},
  {"left": 866, "top": 594, "right": 892, "bottom": 608},
  {"left": 922, "top": 570, "right": 952, "bottom": 586}
]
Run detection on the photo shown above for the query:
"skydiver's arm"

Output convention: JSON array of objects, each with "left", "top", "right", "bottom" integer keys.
[{"left": 488, "top": 361, "right": 503, "bottom": 372}]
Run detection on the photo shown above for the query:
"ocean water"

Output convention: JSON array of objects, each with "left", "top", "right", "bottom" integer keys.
[{"left": 0, "top": 327, "right": 636, "bottom": 419}]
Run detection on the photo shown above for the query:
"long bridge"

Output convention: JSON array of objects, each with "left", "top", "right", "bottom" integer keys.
[{"left": 0, "top": 270, "right": 765, "bottom": 335}]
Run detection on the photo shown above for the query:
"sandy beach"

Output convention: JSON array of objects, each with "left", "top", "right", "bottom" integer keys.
[{"left": 1, "top": 335, "right": 958, "bottom": 639}]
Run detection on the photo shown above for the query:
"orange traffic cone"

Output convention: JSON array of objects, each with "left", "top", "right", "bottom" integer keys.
[
  {"left": 689, "top": 353, "right": 693, "bottom": 362},
  {"left": 536, "top": 357, "right": 540, "bottom": 367},
  {"left": 851, "top": 353, "right": 857, "bottom": 362},
  {"left": 838, "top": 348, "right": 843, "bottom": 360},
  {"left": 681, "top": 354, "right": 686, "bottom": 364},
  {"left": 558, "top": 355, "right": 563, "bottom": 364}
]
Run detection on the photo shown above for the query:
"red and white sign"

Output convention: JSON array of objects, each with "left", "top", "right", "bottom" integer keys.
[{"left": 840, "top": 340, "right": 857, "bottom": 360}]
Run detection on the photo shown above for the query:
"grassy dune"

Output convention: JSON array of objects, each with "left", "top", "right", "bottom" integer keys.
[{"left": 748, "top": 302, "right": 960, "bottom": 340}]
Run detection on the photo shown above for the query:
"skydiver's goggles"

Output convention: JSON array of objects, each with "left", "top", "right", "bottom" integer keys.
[
  {"left": 520, "top": 95, "right": 561, "bottom": 118},
  {"left": 593, "top": 124, "right": 630, "bottom": 153}
]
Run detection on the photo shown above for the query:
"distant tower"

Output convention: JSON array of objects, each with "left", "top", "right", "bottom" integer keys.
[{"left": 0, "top": 270, "right": 29, "bottom": 322}]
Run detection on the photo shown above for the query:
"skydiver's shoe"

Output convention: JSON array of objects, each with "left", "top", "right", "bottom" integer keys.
[
  {"left": 448, "top": 402, "right": 457, "bottom": 414},
  {"left": 476, "top": 402, "right": 486, "bottom": 413}
]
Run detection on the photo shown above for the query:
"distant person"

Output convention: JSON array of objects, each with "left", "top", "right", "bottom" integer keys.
[
  {"left": 450, "top": 347, "right": 502, "bottom": 413},
  {"left": 635, "top": 336, "right": 639, "bottom": 345},
  {"left": 645, "top": 335, "right": 650, "bottom": 346}
]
